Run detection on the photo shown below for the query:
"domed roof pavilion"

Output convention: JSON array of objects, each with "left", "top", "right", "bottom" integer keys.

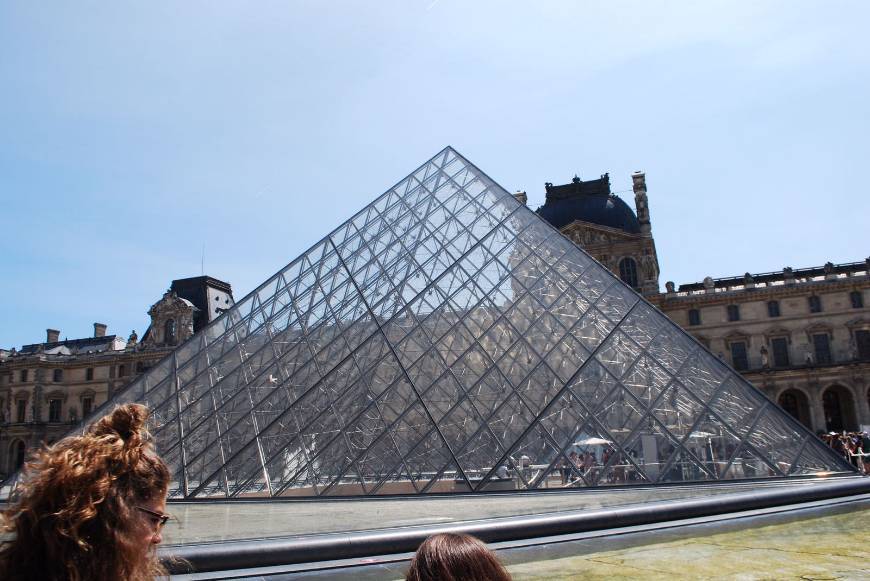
[{"left": 536, "top": 174, "right": 641, "bottom": 234}]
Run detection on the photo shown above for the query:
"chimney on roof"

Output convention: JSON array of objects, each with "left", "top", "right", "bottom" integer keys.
[
  {"left": 94, "top": 323, "right": 107, "bottom": 338},
  {"left": 46, "top": 328, "right": 60, "bottom": 343}
]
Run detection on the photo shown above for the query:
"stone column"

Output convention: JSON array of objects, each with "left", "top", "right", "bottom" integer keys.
[
  {"left": 852, "top": 377, "right": 869, "bottom": 429},
  {"left": 809, "top": 384, "right": 827, "bottom": 433}
]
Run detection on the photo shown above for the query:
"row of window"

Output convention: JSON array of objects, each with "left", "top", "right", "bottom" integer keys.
[
  {"left": 726, "top": 329, "right": 870, "bottom": 371},
  {"left": 6, "top": 395, "right": 94, "bottom": 424},
  {"left": 13, "top": 362, "right": 148, "bottom": 383},
  {"left": 688, "top": 291, "right": 865, "bottom": 326}
]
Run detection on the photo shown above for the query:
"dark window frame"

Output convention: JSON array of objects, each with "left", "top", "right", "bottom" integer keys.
[
  {"left": 767, "top": 300, "right": 781, "bottom": 318},
  {"left": 48, "top": 398, "right": 62, "bottom": 423},
  {"left": 85, "top": 367, "right": 94, "bottom": 381},
  {"left": 165, "top": 318, "right": 178, "bottom": 345},
  {"left": 12, "top": 440, "right": 26, "bottom": 469},
  {"left": 808, "top": 295, "right": 822, "bottom": 313},
  {"left": 850, "top": 291, "right": 864, "bottom": 309},
  {"left": 727, "top": 304, "right": 740, "bottom": 322},
  {"left": 812, "top": 332, "right": 832, "bottom": 365},
  {"left": 81, "top": 396, "right": 94, "bottom": 417},
  {"left": 770, "top": 336, "right": 790, "bottom": 367},
  {"left": 618, "top": 257, "right": 639, "bottom": 288},
  {"left": 16, "top": 398, "right": 27, "bottom": 423},
  {"left": 52, "top": 369, "right": 63, "bottom": 382},
  {"left": 729, "top": 340, "right": 749, "bottom": 371},
  {"left": 855, "top": 329, "right": 870, "bottom": 361},
  {"left": 688, "top": 309, "right": 701, "bottom": 326}
]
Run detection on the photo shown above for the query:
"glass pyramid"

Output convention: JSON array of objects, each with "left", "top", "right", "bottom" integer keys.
[{"left": 14, "top": 147, "right": 853, "bottom": 499}]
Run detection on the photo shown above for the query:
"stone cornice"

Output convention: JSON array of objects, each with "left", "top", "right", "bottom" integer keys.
[
  {"left": 0, "top": 348, "right": 171, "bottom": 369},
  {"left": 742, "top": 360, "right": 870, "bottom": 381},
  {"left": 658, "top": 276, "right": 870, "bottom": 308}
]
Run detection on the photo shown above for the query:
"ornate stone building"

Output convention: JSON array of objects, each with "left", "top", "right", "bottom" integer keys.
[
  {"left": 0, "top": 276, "right": 233, "bottom": 477},
  {"left": 533, "top": 172, "right": 660, "bottom": 297},
  {"left": 533, "top": 173, "right": 870, "bottom": 435},
  {"left": 658, "top": 262, "right": 870, "bottom": 435}
]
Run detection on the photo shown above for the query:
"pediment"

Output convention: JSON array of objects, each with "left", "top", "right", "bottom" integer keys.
[{"left": 724, "top": 329, "right": 751, "bottom": 342}]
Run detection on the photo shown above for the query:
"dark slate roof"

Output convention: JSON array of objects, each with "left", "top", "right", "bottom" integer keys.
[
  {"left": 677, "top": 261, "right": 869, "bottom": 292},
  {"left": 19, "top": 335, "right": 119, "bottom": 355},
  {"left": 171, "top": 275, "right": 233, "bottom": 295},
  {"left": 535, "top": 174, "right": 641, "bottom": 234}
]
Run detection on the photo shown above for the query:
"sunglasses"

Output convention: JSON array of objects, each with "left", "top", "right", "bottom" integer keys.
[{"left": 137, "top": 506, "right": 170, "bottom": 527}]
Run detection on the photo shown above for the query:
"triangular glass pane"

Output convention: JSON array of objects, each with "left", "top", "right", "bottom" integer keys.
[
  {"left": 744, "top": 406, "right": 807, "bottom": 475},
  {"left": 721, "top": 444, "right": 780, "bottom": 480},
  {"left": 789, "top": 438, "right": 851, "bottom": 476}
]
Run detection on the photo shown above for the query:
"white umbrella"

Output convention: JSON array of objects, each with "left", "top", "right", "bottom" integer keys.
[
  {"left": 688, "top": 431, "right": 716, "bottom": 439},
  {"left": 574, "top": 437, "right": 612, "bottom": 446}
]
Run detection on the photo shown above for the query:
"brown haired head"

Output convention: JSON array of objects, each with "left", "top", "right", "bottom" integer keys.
[
  {"left": 406, "top": 533, "right": 512, "bottom": 581},
  {"left": 0, "top": 403, "right": 171, "bottom": 581}
]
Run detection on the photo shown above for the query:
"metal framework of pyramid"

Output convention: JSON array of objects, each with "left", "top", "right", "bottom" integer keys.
[{"left": 23, "top": 147, "right": 854, "bottom": 499}]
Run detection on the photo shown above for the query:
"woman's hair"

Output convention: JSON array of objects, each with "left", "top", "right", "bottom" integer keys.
[
  {"left": 0, "top": 403, "right": 170, "bottom": 581},
  {"left": 406, "top": 533, "right": 512, "bottom": 581}
]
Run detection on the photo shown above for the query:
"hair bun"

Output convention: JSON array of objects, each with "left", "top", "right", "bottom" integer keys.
[{"left": 88, "top": 404, "right": 150, "bottom": 443}]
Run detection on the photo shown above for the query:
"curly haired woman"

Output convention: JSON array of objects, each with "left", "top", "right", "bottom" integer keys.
[{"left": 0, "top": 403, "right": 171, "bottom": 580}]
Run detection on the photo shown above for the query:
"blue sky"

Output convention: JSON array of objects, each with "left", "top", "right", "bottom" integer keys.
[{"left": 1, "top": 1, "right": 868, "bottom": 348}]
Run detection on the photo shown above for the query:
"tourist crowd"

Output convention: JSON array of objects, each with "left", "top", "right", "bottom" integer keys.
[{"left": 821, "top": 431, "right": 870, "bottom": 474}]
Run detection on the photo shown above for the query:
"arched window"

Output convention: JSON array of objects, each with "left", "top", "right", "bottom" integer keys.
[
  {"left": 778, "top": 389, "right": 811, "bottom": 429},
  {"left": 823, "top": 385, "right": 857, "bottom": 432},
  {"left": 165, "top": 319, "right": 177, "bottom": 345},
  {"left": 618, "top": 257, "right": 638, "bottom": 288}
]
